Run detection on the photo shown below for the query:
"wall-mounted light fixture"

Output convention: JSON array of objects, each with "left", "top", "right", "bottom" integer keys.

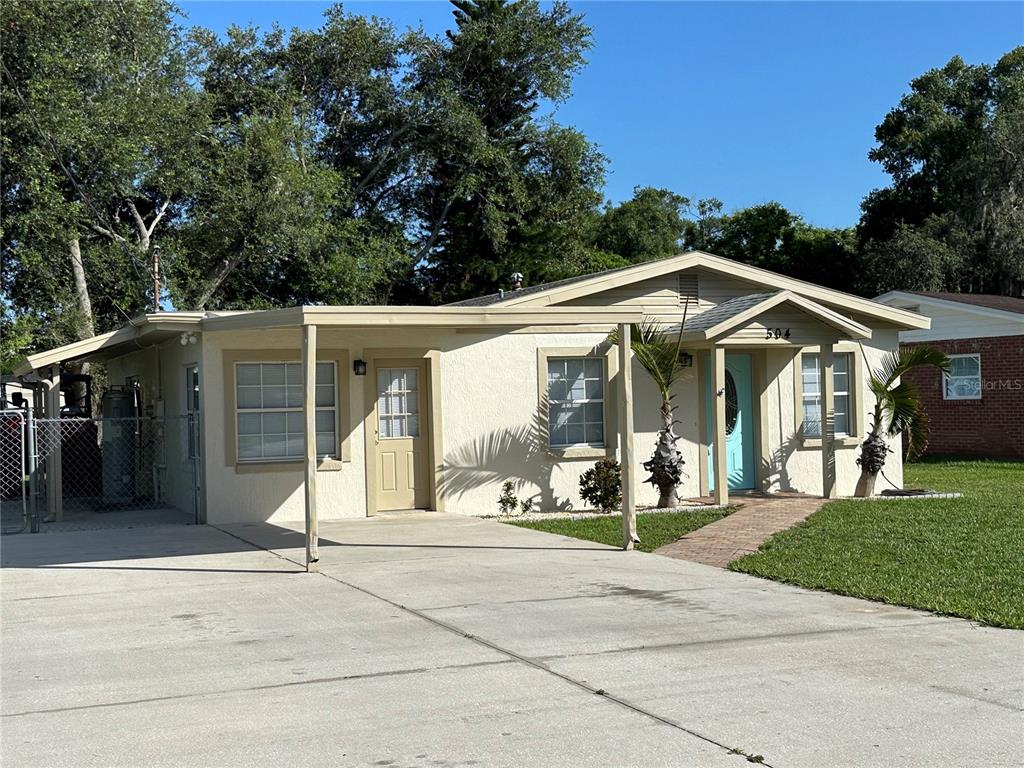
[
  {"left": 678, "top": 351, "right": 694, "bottom": 368},
  {"left": 353, "top": 359, "right": 368, "bottom": 376}
]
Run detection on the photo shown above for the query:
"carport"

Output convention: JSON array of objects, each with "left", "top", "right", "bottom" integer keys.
[{"left": 199, "top": 305, "right": 647, "bottom": 570}]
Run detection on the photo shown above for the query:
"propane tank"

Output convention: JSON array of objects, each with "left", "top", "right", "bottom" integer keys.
[{"left": 101, "top": 387, "right": 137, "bottom": 505}]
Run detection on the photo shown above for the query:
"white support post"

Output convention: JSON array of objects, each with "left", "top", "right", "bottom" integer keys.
[
  {"left": 617, "top": 324, "right": 638, "bottom": 550},
  {"left": 303, "top": 324, "right": 320, "bottom": 572},
  {"left": 712, "top": 346, "right": 729, "bottom": 506},
  {"left": 820, "top": 343, "right": 837, "bottom": 499},
  {"left": 45, "top": 367, "right": 63, "bottom": 522}
]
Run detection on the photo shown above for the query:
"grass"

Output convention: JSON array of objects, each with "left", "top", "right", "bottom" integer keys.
[
  {"left": 507, "top": 508, "right": 734, "bottom": 553},
  {"left": 730, "top": 458, "right": 1024, "bottom": 629}
]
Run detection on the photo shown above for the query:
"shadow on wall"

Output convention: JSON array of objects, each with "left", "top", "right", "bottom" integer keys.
[
  {"left": 760, "top": 430, "right": 804, "bottom": 494},
  {"left": 439, "top": 412, "right": 576, "bottom": 513}
]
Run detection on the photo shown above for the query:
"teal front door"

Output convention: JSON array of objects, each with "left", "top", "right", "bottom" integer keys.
[{"left": 706, "top": 352, "right": 755, "bottom": 491}]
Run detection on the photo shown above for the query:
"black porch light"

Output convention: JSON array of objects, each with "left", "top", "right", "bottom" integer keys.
[{"left": 353, "top": 359, "right": 368, "bottom": 376}]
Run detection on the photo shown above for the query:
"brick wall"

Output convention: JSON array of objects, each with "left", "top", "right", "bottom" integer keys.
[{"left": 901, "top": 336, "right": 1024, "bottom": 458}]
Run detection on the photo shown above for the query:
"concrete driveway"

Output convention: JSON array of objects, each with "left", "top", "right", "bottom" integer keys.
[{"left": 2, "top": 513, "right": 1021, "bottom": 767}]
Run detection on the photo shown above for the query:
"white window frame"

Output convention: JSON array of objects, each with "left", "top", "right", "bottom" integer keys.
[
  {"left": 801, "top": 352, "right": 852, "bottom": 438},
  {"left": 943, "top": 354, "right": 982, "bottom": 401},
  {"left": 546, "top": 356, "right": 606, "bottom": 449},
  {"left": 234, "top": 361, "right": 338, "bottom": 463},
  {"left": 185, "top": 364, "right": 200, "bottom": 460}
]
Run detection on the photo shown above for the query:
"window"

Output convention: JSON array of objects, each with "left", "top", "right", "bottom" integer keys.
[
  {"left": 377, "top": 367, "right": 419, "bottom": 438},
  {"left": 185, "top": 365, "right": 200, "bottom": 459},
  {"left": 547, "top": 358, "right": 604, "bottom": 448},
  {"left": 802, "top": 352, "right": 852, "bottom": 437},
  {"left": 235, "top": 362, "right": 337, "bottom": 461},
  {"left": 944, "top": 354, "right": 981, "bottom": 400}
]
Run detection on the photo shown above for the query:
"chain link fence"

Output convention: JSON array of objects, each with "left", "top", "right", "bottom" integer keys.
[
  {"left": 2, "top": 413, "right": 200, "bottom": 534},
  {"left": 1, "top": 410, "right": 30, "bottom": 534}
]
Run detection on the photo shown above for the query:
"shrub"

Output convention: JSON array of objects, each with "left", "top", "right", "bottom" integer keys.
[
  {"left": 497, "top": 481, "right": 519, "bottom": 517},
  {"left": 579, "top": 458, "right": 622, "bottom": 513}
]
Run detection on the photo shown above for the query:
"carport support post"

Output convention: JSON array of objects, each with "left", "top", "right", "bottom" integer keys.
[
  {"left": 302, "top": 324, "right": 320, "bottom": 572},
  {"left": 617, "top": 323, "right": 638, "bottom": 550},
  {"left": 820, "top": 343, "right": 837, "bottom": 499},
  {"left": 712, "top": 346, "right": 728, "bottom": 506},
  {"left": 45, "top": 366, "right": 63, "bottom": 522}
]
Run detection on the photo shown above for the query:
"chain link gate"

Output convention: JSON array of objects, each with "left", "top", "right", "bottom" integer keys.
[
  {"left": 2, "top": 413, "right": 200, "bottom": 533},
  {"left": 1, "top": 410, "right": 32, "bottom": 534}
]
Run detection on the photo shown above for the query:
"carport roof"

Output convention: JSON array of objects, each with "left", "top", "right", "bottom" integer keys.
[{"left": 14, "top": 305, "right": 645, "bottom": 375}]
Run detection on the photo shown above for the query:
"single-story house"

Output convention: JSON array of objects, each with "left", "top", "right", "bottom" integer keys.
[
  {"left": 874, "top": 290, "right": 1024, "bottom": 458},
  {"left": 17, "top": 252, "right": 928, "bottom": 562}
]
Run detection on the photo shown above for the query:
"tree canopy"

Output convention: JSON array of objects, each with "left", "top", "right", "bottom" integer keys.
[{"left": 2, "top": 0, "right": 1021, "bottom": 369}]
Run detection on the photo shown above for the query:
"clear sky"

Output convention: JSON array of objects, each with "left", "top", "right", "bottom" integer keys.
[{"left": 178, "top": 1, "right": 1023, "bottom": 229}]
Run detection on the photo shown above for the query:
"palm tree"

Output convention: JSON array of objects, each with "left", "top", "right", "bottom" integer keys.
[
  {"left": 608, "top": 307, "right": 690, "bottom": 508},
  {"left": 855, "top": 346, "right": 950, "bottom": 497}
]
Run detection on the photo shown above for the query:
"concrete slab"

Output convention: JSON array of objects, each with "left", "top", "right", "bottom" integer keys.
[{"left": 3, "top": 514, "right": 1022, "bottom": 767}]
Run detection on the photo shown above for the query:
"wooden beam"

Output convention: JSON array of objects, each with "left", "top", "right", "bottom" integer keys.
[
  {"left": 712, "top": 346, "right": 729, "bottom": 506},
  {"left": 617, "top": 324, "right": 638, "bottom": 550},
  {"left": 302, "top": 325, "right": 320, "bottom": 572},
  {"left": 820, "top": 343, "right": 837, "bottom": 498}
]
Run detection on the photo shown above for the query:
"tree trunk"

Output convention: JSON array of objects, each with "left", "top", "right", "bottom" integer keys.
[
  {"left": 658, "top": 400, "right": 679, "bottom": 507},
  {"left": 69, "top": 238, "right": 94, "bottom": 340},
  {"left": 854, "top": 471, "right": 877, "bottom": 498},
  {"left": 67, "top": 237, "right": 95, "bottom": 412}
]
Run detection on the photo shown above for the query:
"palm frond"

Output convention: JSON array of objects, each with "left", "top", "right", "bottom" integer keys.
[
  {"left": 607, "top": 309, "right": 689, "bottom": 400},
  {"left": 873, "top": 346, "right": 950, "bottom": 389}
]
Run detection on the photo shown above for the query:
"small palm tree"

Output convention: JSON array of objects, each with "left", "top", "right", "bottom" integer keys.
[
  {"left": 608, "top": 308, "right": 690, "bottom": 508},
  {"left": 855, "top": 346, "right": 950, "bottom": 497}
]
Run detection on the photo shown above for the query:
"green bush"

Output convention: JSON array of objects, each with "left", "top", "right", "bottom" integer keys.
[{"left": 579, "top": 458, "right": 622, "bottom": 513}]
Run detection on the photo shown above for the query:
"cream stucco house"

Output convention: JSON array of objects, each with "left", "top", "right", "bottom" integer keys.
[{"left": 17, "top": 251, "right": 929, "bottom": 561}]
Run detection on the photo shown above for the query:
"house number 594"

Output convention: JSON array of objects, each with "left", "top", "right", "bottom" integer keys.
[{"left": 765, "top": 327, "right": 791, "bottom": 340}]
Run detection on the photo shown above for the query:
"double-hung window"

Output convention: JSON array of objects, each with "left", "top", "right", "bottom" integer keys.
[
  {"left": 547, "top": 357, "right": 604, "bottom": 448},
  {"left": 235, "top": 362, "right": 337, "bottom": 461},
  {"left": 801, "top": 352, "right": 852, "bottom": 437},
  {"left": 943, "top": 354, "right": 981, "bottom": 400}
]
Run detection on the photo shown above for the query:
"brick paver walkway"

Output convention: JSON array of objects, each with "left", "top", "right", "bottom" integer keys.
[{"left": 655, "top": 493, "right": 827, "bottom": 567}]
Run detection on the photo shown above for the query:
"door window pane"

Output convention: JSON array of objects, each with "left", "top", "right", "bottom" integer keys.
[{"left": 377, "top": 367, "right": 420, "bottom": 438}]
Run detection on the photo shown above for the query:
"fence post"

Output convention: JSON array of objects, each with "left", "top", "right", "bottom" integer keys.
[
  {"left": 44, "top": 370, "right": 63, "bottom": 522},
  {"left": 27, "top": 407, "right": 39, "bottom": 533}
]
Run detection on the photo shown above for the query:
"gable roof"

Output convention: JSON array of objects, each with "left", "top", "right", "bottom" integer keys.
[
  {"left": 679, "top": 290, "right": 871, "bottom": 341},
  {"left": 449, "top": 251, "right": 929, "bottom": 330}
]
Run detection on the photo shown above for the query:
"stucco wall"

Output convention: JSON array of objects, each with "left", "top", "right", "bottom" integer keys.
[
  {"left": 757, "top": 331, "right": 904, "bottom": 496},
  {"left": 193, "top": 322, "right": 902, "bottom": 524}
]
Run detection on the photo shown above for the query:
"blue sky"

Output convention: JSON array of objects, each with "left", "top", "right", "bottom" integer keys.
[{"left": 178, "top": 1, "right": 1022, "bottom": 229}]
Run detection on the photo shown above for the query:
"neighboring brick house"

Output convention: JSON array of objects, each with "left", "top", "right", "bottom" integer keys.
[{"left": 874, "top": 291, "right": 1024, "bottom": 458}]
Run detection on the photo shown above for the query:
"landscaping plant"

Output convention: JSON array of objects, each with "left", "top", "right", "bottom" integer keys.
[
  {"left": 855, "top": 346, "right": 949, "bottom": 497},
  {"left": 497, "top": 481, "right": 519, "bottom": 517},
  {"left": 579, "top": 458, "right": 622, "bottom": 513},
  {"left": 608, "top": 309, "right": 690, "bottom": 508}
]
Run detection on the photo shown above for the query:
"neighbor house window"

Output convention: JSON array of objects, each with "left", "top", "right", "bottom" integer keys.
[
  {"left": 802, "top": 352, "right": 852, "bottom": 437},
  {"left": 235, "top": 362, "right": 337, "bottom": 461},
  {"left": 944, "top": 354, "right": 981, "bottom": 400},
  {"left": 185, "top": 364, "right": 200, "bottom": 459},
  {"left": 547, "top": 358, "right": 604, "bottom": 448}
]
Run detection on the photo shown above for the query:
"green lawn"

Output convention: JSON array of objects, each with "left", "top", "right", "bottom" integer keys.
[
  {"left": 507, "top": 508, "right": 733, "bottom": 553},
  {"left": 730, "top": 458, "right": 1024, "bottom": 629}
]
